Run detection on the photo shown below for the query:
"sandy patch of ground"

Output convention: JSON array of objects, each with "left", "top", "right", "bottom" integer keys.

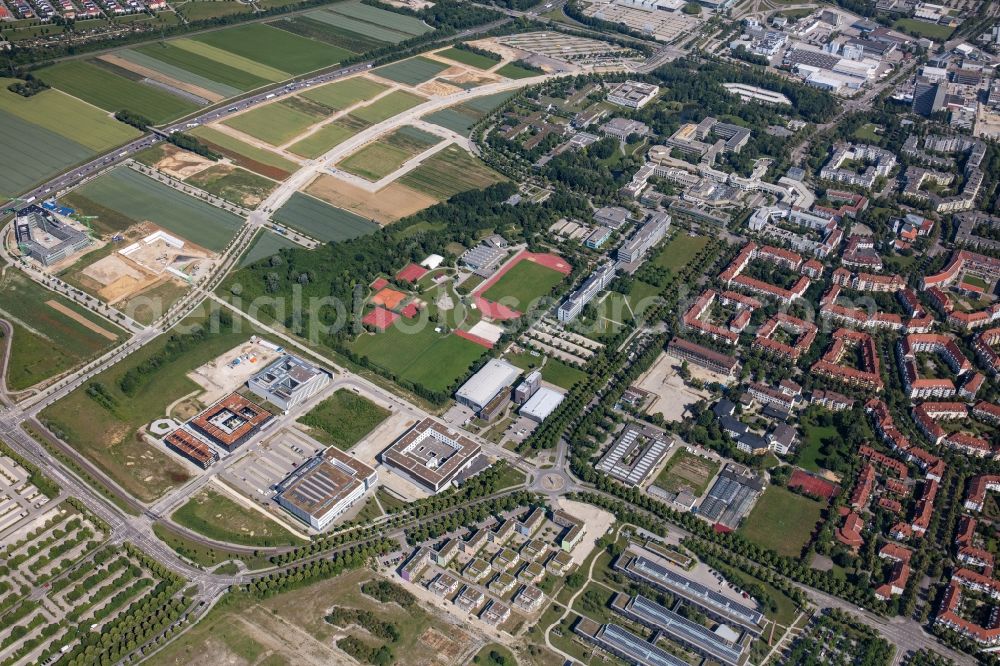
[
  {"left": 443, "top": 70, "right": 500, "bottom": 87},
  {"left": 634, "top": 351, "right": 710, "bottom": 422},
  {"left": 305, "top": 174, "right": 439, "bottom": 224},
  {"left": 98, "top": 53, "right": 224, "bottom": 104},
  {"left": 153, "top": 144, "right": 217, "bottom": 179},
  {"left": 557, "top": 498, "right": 615, "bottom": 568},
  {"left": 417, "top": 78, "right": 465, "bottom": 97},
  {"left": 45, "top": 300, "right": 117, "bottom": 339},
  {"left": 81, "top": 254, "right": 159, "bottom": 304},
  {"left": 186, "top": 340, "right": 283, "bottom": 406},
  {"left": 466, "top": 38, "right": 523, "bottom": 62}
]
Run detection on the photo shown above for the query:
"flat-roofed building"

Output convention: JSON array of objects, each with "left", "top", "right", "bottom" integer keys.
[
  {"left": 480, "top": 599, "right": 511, "bottom": 626},
  {"left": 558, "top": 262, "right": 617, "bottom": 322},
  {"left": 188, "top": 392, "right": 273, "bottom": 452},
  {"left": 248, "top": 354, "right": 330, "bottom": 411},
  {"left": 596, "top": 423, "right": 671, "bottom": 486},
  {"left": 14, "top": 205, "right": 90, "bottom": 266},
  {"left": 514, "top": 584, "right": 545, "bottom": 611},
  {"left": 464, "top": 557, "right": 491, "bottom": 582},
  {"left": 429, "top": 572, "right": 460, "bottom": 597},
  {"left": 607, "top": 80, "right": 660, "bottom": 109},
  {"left": 275, "top": 447, "right": 377, "bottom": 530},
  {"left": 164, "top": 429, "right": 219, "bottom": 469},
  {"left": 520, "top": 387, "right": 565, "bottom": 423},
  {"left": 573, "top": 618, "right": 689, "bottom": 666},
  {"left": 455, "top": 359, "right": 521, "bottom": 412},
  {"left": 455, "top": 585, "right": 485, "bottom": 612},
  {"left": 380, "top": 418, "right": 483, "bottom": 493}
]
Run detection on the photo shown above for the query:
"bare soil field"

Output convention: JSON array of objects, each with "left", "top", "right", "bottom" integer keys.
[
  {"left": 152, "top": 143, "right": 217, "bottom": 179},
  {"left": 44, "top": 300, "right": 118, "bottom": 340},
  {"left": 418, "top": 79, "right": 464, "bottom": 96},
  {"left": 305, "top": 173, "right": 438, "bottom": 224},
  {"left": 634, "top": 350, "right": 711, "bottom": 422}
]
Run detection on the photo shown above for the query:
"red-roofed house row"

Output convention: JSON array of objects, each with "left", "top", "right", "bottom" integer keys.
[
  {"left": 975, "top": 328, "right": 1000, "bottom": 376},
  {"left": 811, "top": 328, "right": 883, "bottom": 391},
  {"left": 753, "top": 313, "right": 818, "bottom": 361},
  {"left": 923, "top": 250, "right": 1000, "bottom": 290}
]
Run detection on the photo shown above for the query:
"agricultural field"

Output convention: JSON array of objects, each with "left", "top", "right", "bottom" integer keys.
[
  {"left": 436, "top": 46, "right": 501, "bottom": 70},
  {"left": 192, "top": 23, "right": 351, "bottom": 75},
  {"left": 350, "top": 90, "right": 426, "bottom": 125},
  {"left": 178, "top": 0, "right": 253, "bottom": 19},
  {"left": 135, "top": 41, "right": 273, "bottom": 92},
  {"left": 289, "top": 117, "right": 367, "bottom": 158},
  {"left": 739, "top": 486, "right": 824, "bottom": 558},
  {"left": 272, "top": 193, "right": 378, "bottom": 242},
  {"left": 172, "top": 487, "right": 301, "bottom": 546},
  {"left": 104, "top": 49, "right": 243, "bottom": 102},
  {"left": 189, "top": 126, "right": 300, "bottom": 179},
  {"left": 424, "top": 91, "right": 513, "bottom": 136},
  {"left": 297, "top": 389, "right": 391, "bottom": 450},
  {"left": 239, "top": 231, "right": 299, "bottom": 268},
  {"left": 338, "top": 126, "right": 441, "bottom": 182},
  {"left": 305, "top": 175, "right": 437, "bottom": 224},
  {"left": 38, "top": 60, "right": 200, "bottom": 124},
  {"left": 399, "top": 144, "right": 505, "bottom": 199},
  {"left": 223, "top": 99, "right": 323, "bottom": 146},
  {"left": 0, "top": 270, "right": 126, "bottom": 391},
  {"left": 496, "top": 62, "right": 541, "bottom": 79},
  {"left": 0, "top": 500, "right": 189, "bottom": 665},
  {"left": 350, "top": 323, "right": 486, "bottom": 393},
  {"left": 481, "top": 260, "right": 567, "bottom": 309},
  {"left": 301, "top": 76, "right": 389, "bottom": 110},
  {"left": 69, "top": 167, "right": 244, "bottom": 252},
  {"left": 653, "top": 448, "right": 720, "bottom": 496},
  {"left": 374, "top": 56, "right": 450, "bottom": 86},
  {"left": 0, "top": 81, "right": 141, "bottom": 194},
  {"left": 186, "top": 165, "right": 277, "bottom": 207},
  {"left": 39, "top": 310, "right": 256, "bottom": 501}
]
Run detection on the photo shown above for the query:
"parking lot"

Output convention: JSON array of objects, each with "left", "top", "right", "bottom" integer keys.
[{"left": 220, "top": 428, "right": 324, "bottom": 504}]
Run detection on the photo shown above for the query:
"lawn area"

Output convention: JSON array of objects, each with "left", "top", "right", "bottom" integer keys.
[
  {"left": 541, "top": 358, "right": 586, "bottom": 390},
  {"left": 38, "top": 310, "right": 256, "bottom": 502},
  {"left": 192, "top": 22, "right": 351, "bottom": 74},
  {"left": 481, "top": 260, "right": 567, "bottom": 311},
  {"left": 399, "top": 144, "right": 505, "bottom": 200},
  {"left": 297, "top": 389, "right": 390, "bottom": 450},
  {"left": 853, "top": 123, "right": 882, "bottom": 142},
  {"left": 894, "top": 17, "right": 954, "bottom": 40},
  {"left": 650, "top": 233, "right": 708, "bottom": 272},
  {"left": 136, "top": 41, "right": 271, "bottom": 91},
  {"left": 349, "top": 89, "right": 425, "bottom": 125},
  {"left": 797, "top": 422, "right": 837, "bottom": 474},
  {"left": 0, "top": 270, "right": 126, "bottom": 391},
  {"left": 653, "top": 448, "right": 720, "bottom": 496},
  {"left": 185, "top": 165, "right": 277, "bottom": 208},
  {"left": 436, "top": 46, "right": 500, "bottom": 70},
  {"left": 189, "top": 126, "right": 299, "bottom": 179},
  {"left": 70, "top": 167, "right": 244, "bottom": 252},
  {"left": 38, "top": 60, "right": 199, "bottom": 124},
  {"left": 272, "top": 192, "right": 378, "bottom": 242},
  {"left": 223, "top": 100, "right": 321, "bottom": 146},
  {"left": 350, "top": 323, "right": 486, "bottom": 393},
  {"left": 739, "top": 486, "right": 824, "bottom": 558},
  {"left": 172, "top": 487, "right": 302, "bottom": 546},
  {"left": 496, "top": 62, "right": 540, "bottom": 80},
  {"left": 301, "top": 76, "right": 389, "bottom": 110},
  {"left": 962, "top": 274, "right": 989, "bottom": 290},
  {"left": 338, "top": 125, "right": 440, "bottom": 181},
  {"left": 374, "top": 56, "right": 449, "bottom": 85}
]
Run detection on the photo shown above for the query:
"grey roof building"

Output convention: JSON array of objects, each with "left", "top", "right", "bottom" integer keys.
[{"left": 14, "top": 205, "right": 90, "bottom": 266}]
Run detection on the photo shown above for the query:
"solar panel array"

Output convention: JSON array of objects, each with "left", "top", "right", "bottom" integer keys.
[
  {"left": 600, "top": 623, "right": 690, "bottom": 666},
  {"left": 629, "top": 595, "right": 744, "bottom": 665},
  {"left": 698, "top": 472, "right": 759, "bottom": 528},
  {"left": 596, "top": 425, "right": 670, "bottom": 485}
]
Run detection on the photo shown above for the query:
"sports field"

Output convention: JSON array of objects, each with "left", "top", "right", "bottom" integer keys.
[
  {"left": 0, "top": 271, "right": 126, "bottom": 391},
  {"left": 301, "top": 76, "right": 389, "bottom": 110},
  {"left": 223, "top": 100, "right": 320, "bottom": 146},
  {"left": 297, "top": 389, "right": 390, "bottom": 450},
  {"left": 190, "top": 126, "right": 299, "bottom": 179},
  {"left": 39, "top": 60, "right": 200, "bottom": 123},
  {"left": 136, "top": 42, "right": 272, "bottom": 91},
  {"left": 374, "top": 57, "right": 450, "bottom": 86},
  {"left": 399, "top": 144, "right": 504, "bottom": 200},
  {"left": 288, "top": 118, "right": 364, "bottom": 158},
  {"left": 193, "top": 23, "right": 350, "bottom": 75},
  {"left": 72, "top": 167, "right": 244, "bottom": 252},
  {"left": 653, "top": 449, "right": 719, "bottom": 496},
  {"left": 436, "top": 46, "right": 500, "bottom": 70},
  {"left": 350, "top": 90, "right": 426, "bottom": 125},
  {"left": 350, "top": 323, "right": 486, "bottom": 392},
  {"left": 338, "top": 126, "right": 440, "bottom": 181},
  {"left": 739, "top": 486, "right": 823, "bottom": 558},
  {"left": 481, "top": 260, "right": 566, "bottom": 310},
  {"left": 272, "top": 193, "right": 378, "bottom": 242}
]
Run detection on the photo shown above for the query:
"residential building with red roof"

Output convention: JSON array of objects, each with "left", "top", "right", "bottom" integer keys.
[
  {"left": 835, "top": 510, "right": 864, "bottom": 551},
  {"left": 974, "top": 328, "right": 1000, "bottom": 376},
  {"left": 812, "top": 328, "right": 883, "bottom": 391},
  {"left": 753, "top": 313, "right": 817, "bottom": 361},
  {"left": 965, "top": 475, "right": 1000, "bottom": 512}
]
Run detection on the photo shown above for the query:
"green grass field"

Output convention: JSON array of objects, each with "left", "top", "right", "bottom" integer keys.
[
  {"left": 797, "top": 422, "right": 837, "bottom": 473},
  {"left": 269, "top": 15, "right": 387, "bottom": 51},
  {"left": 193, "top": 23, "right": 350, "bottom": 75},
  {"left": 186, "top": 165, "right": 277, "bottom": 207},
  {"left": 297, "top": 389, "right": 390, "bottom": 450},
  {"left": 962, "top": 274, "right": 989, "bottom": 290},
  {"left": 540, "top": 358, "right": 586, "bottom": 389},
  {"left": 72, "top": 167, "right": 244, "bottom": 251},
  {"left": 288, "top": 119, "right": 363, "bottom": 158},
  {"left": 852, "top": 122, "right": 881, "bottom": 142},
  {"left": 374, "top": 56, "right": 449, "bottom": 85},
  {"left": 436, "top": 46, "right": 500, "bottom": 70},
  {"left": 0, "top": 110, "right": 95, "bottom": 196},
  {"left": 172, "top": 37, "right": 289, "bottom": 81},
  {"left": 38, "top": 61, "right": 199, "bottom": 124},
  {"left": 39, "top": 311, "right": 256, "bottom": 502},
  {"left": 272, "top": 193, "right": 378, "bottom": 242},
  {"left": 301, "top": 76, "right": 389, "bottom": 110},
  {"left": 172, "top": 488, "right": 301, "bottom": 546},
  {"left": 482, "top": 260, "right": 566, "bottom": 310},
  {"left": 497, "top": 62, "right": 540, "bottom": 79},
  {"left": 893, "top": 17, "right": 953, "bottom": 40},
  {"left": 351, "top": 324, "right": 486, "bottom": 392},
  {"left": 0, "top": 271, "right": 126, "bottom": 391},
  {"left": 654, "top": 448, "right": 720, "bottom": 496},
  {"left": 350, "top": 90, "right": 425, "bottom": 125},
  {"left": 115, "top": 48, "right": 243, "bottom": 98},
  {"left": 223, "top": 100, "right": 320, "bottom": 145},
  {"left": 178, "top": 0, "right": 253, "bottom": 19},
  {"left": 189, "top": 127, "right": 299, "bottom": 179},
  {"left": 327, "top": 0, "right": 431, "bottom": 35},
  {"left": 136, "top": 41, "right": 271, "bottom": 91},
  {"left": 650, "top": 233, "right": 708, "bottom": 271},
  {"left": 338, "top": 125, "right": 440, "bottom": 181},
  {"left": 423, "top": 106, "right": 479, "bottom": 135},
  {"left": 399, "top": 144, "right": 504, "bottom": 200},
  {"left": 239, "top": 230, "right": 299, "bottom": 268},
  {"left": 739, "top": 486, "right": 823, "bottom": 558}
]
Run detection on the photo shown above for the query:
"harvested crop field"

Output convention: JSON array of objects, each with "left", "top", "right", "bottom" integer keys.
[
  {"left": 337, "top": 125, "right": 440, "bottom": 181},
  {"left": 374, "top": 56, "right": 450, "bottom": 86},
  {"left": 272, "top": 192, "right": 378, "bottom": 242},
  {"left": 399, "top": 144, "right": 504, "bottom": 199},
  {"left": 71, "top": 167, "right": 244, "bottom": 252},
  {"left": 306, "top": 174, "right": 437, "bottom": 224},
  {"left": 349, "top": 90, "right": 425, "bottom": 124},
  {"left": 189, "top": 126, "right": 299, "bottom": 179}
]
